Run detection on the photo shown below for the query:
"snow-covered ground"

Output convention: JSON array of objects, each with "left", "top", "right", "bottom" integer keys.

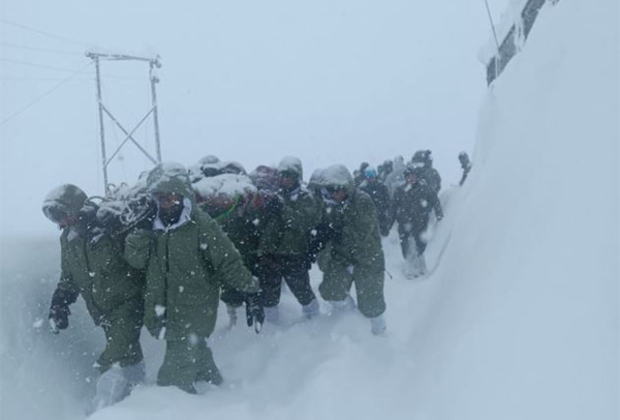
[{"left": 1, "top": 0, "right": 618, "bottom": 419}]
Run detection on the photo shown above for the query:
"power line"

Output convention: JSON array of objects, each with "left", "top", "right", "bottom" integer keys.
[
  {"left": 0, "top": 57, "right": 86, "bottom": 73},
  {"left": 0, "top": 58, "right": 145, "bottom": 80},
  {"left": 0, "top": 62, "right": 93, "bottom": 126},
  {"left": 0, "top": 42, "right": 83, "bottom": 56},
  {"left": 0, "top": 76, "right": 91, "bottom": 81},
  {"left": 0, "top": 18, "right": 90, "bottom": 48}
]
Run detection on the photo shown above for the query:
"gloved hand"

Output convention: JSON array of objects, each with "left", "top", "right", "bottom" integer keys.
[
  {"left": 304, "top": 251, "right": 316, "bottom": 270},
  {"left": 245, "top": 293, "right": 265, "bottom": 333},
  {"left": 49, "top": 290, "right": 72, "bottom": 333},
  {"left": 125, "top": 229, "right": 155, "bottom": 270}
]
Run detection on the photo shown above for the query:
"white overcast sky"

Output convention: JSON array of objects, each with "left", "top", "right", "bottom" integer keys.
[{"left": 0, "top": 0, "right": 510, "bottom": 236}]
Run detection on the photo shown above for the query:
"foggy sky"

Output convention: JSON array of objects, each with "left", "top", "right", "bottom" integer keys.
[{"left": 0, "top": 0, "right": 509, "bottom": 236}]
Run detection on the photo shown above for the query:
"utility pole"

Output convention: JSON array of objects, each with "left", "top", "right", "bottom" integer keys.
[{"left": 86, "top": 52, "right": 163, "bottom": 193}]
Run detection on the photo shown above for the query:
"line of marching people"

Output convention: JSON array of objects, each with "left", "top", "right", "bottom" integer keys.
[{"left": 41, "top": 150, "right": 470, "bottom": 413}]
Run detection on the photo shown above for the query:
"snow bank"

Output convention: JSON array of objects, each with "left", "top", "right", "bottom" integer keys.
[{"left": 410, "top": 1, "right": 619, "bottom": 418}]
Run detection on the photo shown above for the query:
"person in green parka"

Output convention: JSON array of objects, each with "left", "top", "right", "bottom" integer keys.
[
  {"left": 314, "top": 164, "right": 387, "bottom": 335},
  {"left": 43, "top": 184, "right": 145, "bottom": 412},
  {"left": 124, "top": 163, "right": 263, "bottom": 394},
  {"left": 192, "top": 172, "right": 277, "bottom": 328},
  {"left": 256, "top": 157, "right": 320, "bottom": 323}
]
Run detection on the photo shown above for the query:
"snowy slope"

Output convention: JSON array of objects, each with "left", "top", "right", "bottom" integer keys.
[
  {"left": 0, "top": 1, "right": 618, "bottom": 419},
  {"left": 405, "top": 1, "right": 619, "bottom": 418}
]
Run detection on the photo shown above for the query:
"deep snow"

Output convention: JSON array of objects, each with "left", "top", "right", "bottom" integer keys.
[{"left": 1, "top": 0, "right": 618, "bottom": 419}]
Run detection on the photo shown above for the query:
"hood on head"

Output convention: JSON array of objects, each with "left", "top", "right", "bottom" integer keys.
[
  {"left": 250, "top": 165, "right": 279, "bottom": 192},
  {"left": 200, "top": 155, "right": 220, "bottom": 165},
  {"left": 322, "top": 164, "right": 354, "bottom": 192},
  {"left": 189, "top": 156, "right": 222, "bottom": 182},
  {"left": 147, "top": 162, "right": 195, "bottom": 205},
  {"left": 308, "top": 168, "right": 327, "bottom": 191},
  {"left": 221, "top": 161, "right": 247, "bottom": 175},
  {"left": 278, "top": 156, "right": 303, "bottom": 179},
  {"left": 42, "top": 184, "right": 88, "bottom": 222}
]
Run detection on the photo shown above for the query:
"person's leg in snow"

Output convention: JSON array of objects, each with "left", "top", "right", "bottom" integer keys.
[
  {"left": 320, "top": 260, "right": 386, "bottom": 334},
  {"left": 157, "top": 337, "right": 223, "bottom": 394},
  {"left": 91, "top": 361, "right": 145, "bottom": 413},
  {"left": 319, "top": 258, "right": 354, "bottom": 312},
  {"left": 91, "top": 300, "right": 144, "bottom": 412},
  {"left": 352, "top": 265, "right": 386, "bottom": 319},
  {"left": 257, "top": 258, "right": 284, "bottom": 323},
  {"left": 413, "top": 231, "right": 428, "bottom": 276},
  {"left": 351, "top": 265, "right": 387, "bottom": 334},
  {"left": 96, "top": 301, "right": 144, "bottom": 372},
  {"left": 398, "top": 226, "right": 412, "bottom": 260},
  {"left": 403, "top": 231, "right": 427, "bottom": 278},
  {"left": 281, "top": 255, "right": 319, "bottom": 318}
]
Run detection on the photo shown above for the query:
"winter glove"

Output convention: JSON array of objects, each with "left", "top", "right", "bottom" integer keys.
[
  {"left": 245, "top": 293, "right": 265, "bottom": 333},
  {"left": 49, "top": 289, "right": 72, "bottom": 333},
  {"left": 124, "top": 229, "right": 155, "bottom": 270}
]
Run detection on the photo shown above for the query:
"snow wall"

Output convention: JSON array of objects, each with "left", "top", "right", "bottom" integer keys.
[
  {"left": 0, "top": 1, "right": 618, "bottom": 419},
  {"left": 403, "top": 0, "right": 619, "bottom": 418}
]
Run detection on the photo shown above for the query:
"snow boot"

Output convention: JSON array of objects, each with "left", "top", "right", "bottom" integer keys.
[
  {"left": 90, "top": 361, "right": 144, "bottom": 413},
  {"left": 194, "top": 380, "right": 220, "bottom": 395},
  {"left": 301, "top": 298, "right": 320, "bottom": 319},
  {"left": 329, "top": 294, "right": 356, "bottom": 316},
  {"left": 417, "top": 253, "right": 427, "bottom": 276},
  {"left": 225, "top": 304, "right": 238, "bottom": 330},
  {"left": 264, "top": 305, "right": 281, "bottom": 324},
  {"left": 369, "top": 314, "right": 387, "bottom": 336},
  {"left": 405, "top": 251, "right": 426, "bottom": 279}
]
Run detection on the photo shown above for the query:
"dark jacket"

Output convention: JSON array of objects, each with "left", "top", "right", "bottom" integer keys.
[
  {"left": 359, "top": 180, "right": 392, "bottom": 236},
  {"left": 392, "top": 181, "right": 443, "bottom": 233}
]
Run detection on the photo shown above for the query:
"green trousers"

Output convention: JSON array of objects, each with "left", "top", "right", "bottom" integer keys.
[
  {"left": 97, "top": 298, "right": 144, "bottom": 373},
  {"left": 157, "top": 337, "right": 223, "bottom": 393},
  {"left": 319, "top": 259, "right": 386, "bottom": 318}
]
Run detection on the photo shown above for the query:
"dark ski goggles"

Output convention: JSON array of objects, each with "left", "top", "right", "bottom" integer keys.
[{"left": 278, "top": 170, "right": 298, "bottom": 179}]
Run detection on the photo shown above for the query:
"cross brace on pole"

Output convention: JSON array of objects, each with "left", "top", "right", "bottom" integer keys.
[{"left": 87, "top": 51, "right": 163, "bottom": 193}]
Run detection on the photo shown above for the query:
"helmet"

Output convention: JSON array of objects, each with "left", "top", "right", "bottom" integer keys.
[{"left": 412, "top": 150, "right": 432, "bottom": 166}]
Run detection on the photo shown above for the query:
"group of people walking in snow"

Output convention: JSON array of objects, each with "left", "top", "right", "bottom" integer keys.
[{"left": 42, "top": 150, "right": 470, "bottom": 412}]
